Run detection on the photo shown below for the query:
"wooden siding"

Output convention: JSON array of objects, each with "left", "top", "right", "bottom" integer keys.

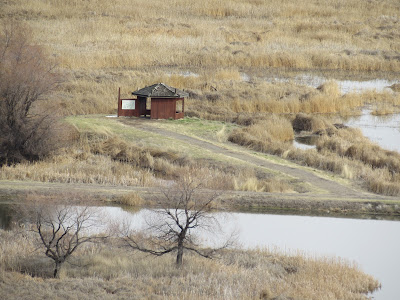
[
  {"left": 117, "top": 88, "right": 184, "bottom": 119},
  {"left": 151, "top": 98, "right": 175, "bottom": 119},
  {"left": 150, "top": 98, "right": 184, "bottom": 119},
  {"left": 118, "top": 87, "right": 138, "bottom": 117}
]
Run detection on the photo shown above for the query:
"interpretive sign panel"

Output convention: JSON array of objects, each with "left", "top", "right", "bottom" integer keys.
[{"left": 122, "top": 100, "right": 135, "bottom": 110}]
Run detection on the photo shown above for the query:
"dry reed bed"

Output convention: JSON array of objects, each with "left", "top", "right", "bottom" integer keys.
[
  {"left": 188, "top": 81, "right": 400, "bottom": 121},
  {"left": 2, "top": 0, "right": 400, "bottom": 196},
  {"left": 0, "top": 132, "right": 294, "bottom": 193},
  {"left": 0, "top": 229, "right": 380, "bottom": 300},
  {"left": 3, "top": 0, "right": 399, "bottom": 71},
  {"left": 41, "top": 67, "right": 400, "bottom": 117},
  {"left": 2, "top": 0, "right": 400, "bottom": 116}
]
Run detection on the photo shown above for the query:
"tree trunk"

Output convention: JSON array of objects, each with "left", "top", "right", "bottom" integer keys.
[
  {"left": 53, "top": 261, "right": 62, "bottom": 278},
  {"left": 176, "top": 241, "right": 184, "bottom": 266}
]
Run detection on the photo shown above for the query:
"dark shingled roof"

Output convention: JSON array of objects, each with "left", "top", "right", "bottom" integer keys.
[{"left": 132, "top": 83, "right": 189, "bottom": 98}]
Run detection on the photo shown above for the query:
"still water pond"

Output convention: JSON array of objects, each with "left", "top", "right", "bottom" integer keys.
[
  {"left": 120, "top": 209, "right": 399, "bottom": 300},
  {"left": 344, "top": 111, "right": 400, "bottom": 153},
  {"left": 263, "top": 73, "right": 398, "bottom": 95},
  {"left": 2, "top": 204, "right": 398, "bottom": 300}
]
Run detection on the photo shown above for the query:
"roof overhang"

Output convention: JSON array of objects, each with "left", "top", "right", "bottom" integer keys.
[{"left": 132, "top": 83, "right": 189, "bottom": 98}]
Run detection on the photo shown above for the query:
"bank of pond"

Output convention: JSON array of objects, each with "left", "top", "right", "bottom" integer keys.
[{"left": 1, "top": 203, "right": 399, "bottom": 299}]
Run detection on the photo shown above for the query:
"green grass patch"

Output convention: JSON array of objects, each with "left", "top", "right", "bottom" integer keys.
[
  {"left": 66, "top": 115, "right": 239, "bottom": 162},
  {"left": 160, "top": 117, "right": 238, "bottom": 140}
]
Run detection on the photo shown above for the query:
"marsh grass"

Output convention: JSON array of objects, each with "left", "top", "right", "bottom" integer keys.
[
  {"left": 2, "top": 0, "right": 400, "bottom": 117},
  {"left": 2, "top": 0, "right": 400, "bottom": 196},
  {"left": 0, "top": 229, "right": 380, "bottom": 300},
  {"left": 235, "top": 177, "right": 293, "bottom": 193},
  {"left": 230, "top": 117, "right": 400, "bottom": 196},
  {"left": 114, "top": 192, "right": 144, "bottom": 207},
  {"left": 0, "top": 119, "right": 293, "bottom": 193}
]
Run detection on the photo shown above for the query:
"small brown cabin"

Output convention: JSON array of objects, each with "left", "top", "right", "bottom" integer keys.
[{"left": 117, "top": 83, "right": 188, "bottom": 120}]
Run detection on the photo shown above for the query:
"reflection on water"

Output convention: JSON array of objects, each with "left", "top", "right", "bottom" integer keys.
[
  {"left": 293, "top": 140, "right": 315, "bottom": 150},
  {"left": 339, "top": 78, "right": 396, "bottom": 94},
  {"left": 292, "top": 110, "right": 400, "bottom": 153},
  {"left": 293, "top": 135, "right": 318, "bottom": 149},
  {"left": 344, "top": 110, "right": 400, "bottom": 153},
  {"left": 0, "top": 204, "right": 13, "bottom": 230},
  {"left": 1, "top": 203, "right": 399, "bottom": 299},
  {"left": 265, "top": 73, "right": 400, "bottom": 152},
  {"left": 228, "top": 212, "right": 399, "bottom": 300},
  {"left": 166, "top": 70, "right": 199, "bottom": 78},
  {"left": 240, "top": 73, "right": 251, "bottom": 82}
]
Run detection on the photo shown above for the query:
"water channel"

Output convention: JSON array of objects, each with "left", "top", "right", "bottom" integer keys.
[
  {"left": 344, "top": 111, "right": 400, "bottom": 153},
  {"left": 264, "top": 73, "right": 398, "bottom": 95},
  {"left": 283, "top": 73, "right": 400, "bottom": 153},
  {"left": 293, "top": 111, "right": 400, "bottom": 153},
  {"left": 1, "top": 203, "right": 399, "bottom": 299}
]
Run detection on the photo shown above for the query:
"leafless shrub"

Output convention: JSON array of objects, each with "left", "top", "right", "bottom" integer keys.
[
  {"left": 122, "top": 176, "right": 235, "bottom": 266},
  {"left": 22, "top": 202, "right": 105, "bottom": 278},
  {"left": 0, "top": 21, "right": 66, "bottom": 165}
]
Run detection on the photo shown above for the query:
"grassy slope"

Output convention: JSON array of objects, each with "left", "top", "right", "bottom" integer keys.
[
  {"left": 69, "top": 115, "right": 328, "bottom": 187},
  {"left": 4, "top": 115, "right": 400, "bottom": 218}
]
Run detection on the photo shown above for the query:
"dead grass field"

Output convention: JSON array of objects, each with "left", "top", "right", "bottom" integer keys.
[
  {"left": 1, "top": 3, "right": 398, "bottom": 299},
  {"left": 2, "top": 112, "right": 400, "bottom": 197},
  {"left": 1, "top": 0, "right": 400, "bottom": 117},
  {"left": 0, "top": 228, "right": 380, "bottom": 300},
  {"left": 0, "top": 115, "right": 302, "bottom": 193},
  {"left": 2, "top": 1, "right": 400, "bottom": 195}
]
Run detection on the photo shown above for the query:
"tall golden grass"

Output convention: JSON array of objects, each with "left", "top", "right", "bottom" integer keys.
[
  {"left": 188, "top": 80, "right": 400, "bottom": 123},
  {"left": 2, "top": 0, "right": 400, "bottom": 116},
  {"left": 19, "top": 0, "right": 399, "bottom": 73},
  {"left": 0, "top": 228, "right": 380, "bottom": 300},
  {"left": 2, "top": 0, "right": 400, "bottom": 196}
]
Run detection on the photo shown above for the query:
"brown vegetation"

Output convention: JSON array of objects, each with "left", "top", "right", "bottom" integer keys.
[
  {"left": 22, "top": 203, "right": 105, "bottom": 278},
  {"left": 0, "top": 2, "right": 397, "bottom": 299},
  {"left": 292, "top": 113, "right": 335, "bottom": 133},
  {"left": 1, "top": 0, "right": 400, "bottom": 117},
  {"left": 229, "top": 114, "right": 400, "bottom": 196},
  {"left": 0, "top": 21, "right": 70, "bottom": 165},
  {"left": 228, "top": 115, "right": 294, "bottom": 157},
  {"left": 0, "top": 228, "right": 380, "bottom": 299},
  {"left": 1, "top": 1, "right": 400, "bottom": 197},
  {"left": 0, "top": 128, "right": 294, "bottom": 193}
]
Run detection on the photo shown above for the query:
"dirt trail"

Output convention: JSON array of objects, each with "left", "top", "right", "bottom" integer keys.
[
  {"left": 121, "top": 119, "right": 388, "bottom": 201},
  {"left": 1, "top": 118, "right": 398, "bottom": 218}
]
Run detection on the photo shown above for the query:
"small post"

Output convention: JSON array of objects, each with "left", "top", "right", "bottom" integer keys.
[{"left": 117, "top": 87, "right": 121, "bottom": 117}]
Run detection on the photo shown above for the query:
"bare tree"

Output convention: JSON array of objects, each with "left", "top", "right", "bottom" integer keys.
[
  {"left": 27, "top": 204, "right": 104, "bottom": 278},
  {"left": 122, "top": 177, "right": 234, "bottom": 266},
  {"left": 0, "top": 21, "right": 62, "bottom": 165}
]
